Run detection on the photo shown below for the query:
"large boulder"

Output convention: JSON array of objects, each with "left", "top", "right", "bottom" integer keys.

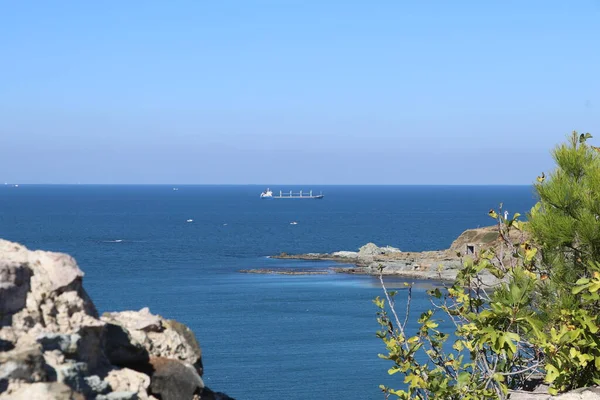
[
  {"left": 0, "top": 239, "right": 232, "bottom": 400},
  {"left": 509, "top": 386, "right": 600, "bottom": 399},
  {"left": 146, "top": 357, "right": 204, "bottom": 400},
  {"left": 0, "top": 345, "right": 49, "bottom": 390},
  {"left": 0, "top": 239, "right": 98, "bottom": 344},
  {"left": 0, "top": 382, "right": 85, "bottom": 400},
  {"left": 104, "top": 368, "right": 151, "bottom": 400},
  {"left": 358, "top": 243, "right": 401, "bottom": 259},
  {"left": 554, "top": 387, "right": 600, "bottom": 399},
  {"left": 102, "top": 308, "right": 203, "bottom": 376},
  {"left": 0, "top": 261, "right": 32, "bottom": 325}
]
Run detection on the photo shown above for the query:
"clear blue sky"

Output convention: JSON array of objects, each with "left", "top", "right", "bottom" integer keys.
[{"left": 1, "top": 1, "right": 598, "bottom": 184}]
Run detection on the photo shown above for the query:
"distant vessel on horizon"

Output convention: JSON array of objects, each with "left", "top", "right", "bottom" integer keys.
[{"left": 260, "top": 188, "right": 324, "bottom": 199}]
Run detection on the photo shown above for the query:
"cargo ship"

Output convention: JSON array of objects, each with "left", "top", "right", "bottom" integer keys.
[{"left": 260, "top": 188, "right": 324, "bottom": 199}]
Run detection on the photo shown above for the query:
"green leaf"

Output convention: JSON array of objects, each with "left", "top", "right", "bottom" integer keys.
[
  {"left": 573, "top": 283, "right": 591, "bottom": 295},
  {"left": 546, "top": 364, "right": 560, "bottom": 383},
  {"left": 457, "top": 372, "right": 470, "bottom": 387}
]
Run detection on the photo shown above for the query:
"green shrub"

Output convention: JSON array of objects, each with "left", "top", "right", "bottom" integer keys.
[{"left": 375, "top": 131, "right": 600, "bottom": 399}]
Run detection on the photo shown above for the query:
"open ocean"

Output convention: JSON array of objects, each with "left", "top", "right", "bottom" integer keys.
[{"left": 0, "top": 185, "right": 536, "bottom": 399}]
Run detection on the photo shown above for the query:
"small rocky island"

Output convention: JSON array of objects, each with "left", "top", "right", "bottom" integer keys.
[
  {"left": 0, "top": 239, "right": 233, "bottom": 400},
  {"left": 246, "top": 226, "right": 510, "bottom": 285}
]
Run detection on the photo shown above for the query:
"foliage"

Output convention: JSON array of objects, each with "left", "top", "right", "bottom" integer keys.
[{"left": 375, "top": 131, "right": 600, "bottom": 399}]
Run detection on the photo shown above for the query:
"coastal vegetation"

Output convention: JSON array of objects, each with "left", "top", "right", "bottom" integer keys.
[{"left": 375, "top": 132, "right": 600, "bottom": 399}]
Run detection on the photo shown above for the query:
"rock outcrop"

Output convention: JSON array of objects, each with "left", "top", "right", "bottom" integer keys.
[
  {"left": 269, "top": 226, "right": 515, "bottom": 285},
  {"left": 509, "top": 387, "right": 600, "bottom": 400},
  {"left": 0, "top": 239, "right": 233, "bottom": 400}
]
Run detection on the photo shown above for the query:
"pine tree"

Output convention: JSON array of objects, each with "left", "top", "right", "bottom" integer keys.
[{"left": 529, "top": 131, "right": 600, "bottom": 311}]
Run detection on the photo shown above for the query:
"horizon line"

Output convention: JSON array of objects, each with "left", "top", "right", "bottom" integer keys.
[{"left": 1, "top": 183, "right": 535, "bottom": 187}]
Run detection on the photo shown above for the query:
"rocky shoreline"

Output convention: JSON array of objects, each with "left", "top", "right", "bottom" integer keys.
[
  {"left": 3, "top": 237, "right": 600, "bottom": 399},
  {"left": 272, "top": 245, "right": 462, "bottom": 281},
  {"left": 0, "top": 239, "right": 233, "bottom": 400},
  {"left": 244, "top": 226, "right": 508, "bottom": 285}
]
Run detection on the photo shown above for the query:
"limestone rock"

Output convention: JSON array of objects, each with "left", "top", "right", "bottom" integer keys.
[
  {"left": 102, "top": 309, "right": 203, "bottom": 376},
  {"left": 103, "top": 323, "right": 150, "bottom": 366},
  {"left": 37, "top": 333, "right": 81, "bottom": 355},
  {"left": 105, "top": 368, "right": 151, "bottom": 400},
  {"left": 96, "top": 391, "right": 138, "bottom": 400},
  {"left": 0, "top": 261, "right": 32, "bottom": 325},
  {"left": 0, "top": 381, "right": 85, "bottom": 400},
  {"left": 358, "top": 243, "right": 401, "bottom": 257},
  {"left": 0, "top": 238, "right": 232, "bottom": 399},
  {"left": 554, "top": 387, "right": 600, "bottom": 399},
  {"left": 331, "top": 251, "right": 359, "bottom": 258},
  {"left": 103, "top": 308, "right": 162, "bottom": 332},
  {"left": 509, "top": 391, "right": 551, "bottom": 400},
  {"left": 509, "top": 387, "right": 600, "bottom": 400},
  {"left": 0, "top": 239, "right": 98, "bottom": 338},
  {"left": 358, "top": 242, "right": 382, "bottom": 257},
  {"left": 0, "top": 345, "right": 48, "bottom": 386}
]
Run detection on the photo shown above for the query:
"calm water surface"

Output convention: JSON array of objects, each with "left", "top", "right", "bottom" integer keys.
[{"left": 0, "top": 185, "right": 536, "bottom": 399}]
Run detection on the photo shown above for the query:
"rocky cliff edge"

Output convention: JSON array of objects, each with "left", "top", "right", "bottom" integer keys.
[{"left": 0, "top": 239, "right": 233, "bottom": 400}]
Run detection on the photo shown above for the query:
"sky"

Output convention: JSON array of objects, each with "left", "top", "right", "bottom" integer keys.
[{"left": 1, "top": 1, "right": 599, "bottom": 185}]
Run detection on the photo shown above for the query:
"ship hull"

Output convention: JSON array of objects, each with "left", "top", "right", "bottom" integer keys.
[{"left": 263, "top": 195, "right": 324, "bottom": 199}]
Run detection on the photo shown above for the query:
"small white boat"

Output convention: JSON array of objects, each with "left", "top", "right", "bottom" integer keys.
[
  {"left": 186, "top": 219, "right": 193, "bottom": 223},
  {"left": 173, "top": 188, "right": 179, "bottom": 191},
  {"left": 290, "top": 221, "right": 298, "bottom": 225}
]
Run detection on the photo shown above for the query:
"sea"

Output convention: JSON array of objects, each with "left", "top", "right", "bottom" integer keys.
[{"left": 0, "top": 185, "right": 537, "bottom": 399}]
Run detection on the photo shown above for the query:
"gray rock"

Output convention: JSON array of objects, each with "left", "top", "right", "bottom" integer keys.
[
  {"left": 200, "top": 387, "right": 237, "bottom": 400},
  {"left": 0, "top": 381, "right": 85, "bottom": 400},
  {"left": 37, "top": 333, "right": 81, "bottom": 355},
  {"left": 148, "top": 357, "right": 204, "bottom": 400},
  {"left": 0, "top": 239, "right": 99, "bottom": 338},
  {"left": 0, "top": 345, "right": 48, "bottom": 384},
  {"left": 96, "top": 391, "right": 138, "bottom": 400},
  {"left": 102, "top": 308, "right": 162, "bottom": 332},
  {"left": 0, "top": 261, "right": 32, "bottom": 326},
  {"left": 52, "top": 361, "right": 88, "bottom": 394},
  {"left": 554, "top": 387, "right": 600, "bottom": 399},
  {"left": 0, "top": 339, "right": 14, "bottom": 352},
  {"left": 509, "top": 391, "right": 551, "bottom": 400},
  {"left": 104, "top": 368, "right": 151, "bottom": 400},
  {"left": 0, "top": 239, "right": 233, "bottom": 399},
  {"left": 509, "top": 386, "right": 600, "bottom": 399},
  {"left": 331, "top": 251, "right": 359, "bottom": 258},
  {"left": 103, "top": 322, "right": 150, "bottom": 367},
  {"left": 358, "top": 242, "right": 382, "bottom": 256},
  {"left": 102, "top": 310, "right": 203, "bottom": 376},
  {"left": 85, "top": 375, "right": 110, "bottom": 395},
  {"left": 51, "top": 361, "right": 112, "bottom": 397},
  {"left": 76, "top": 324, "right": 110, "bottom": 373}
]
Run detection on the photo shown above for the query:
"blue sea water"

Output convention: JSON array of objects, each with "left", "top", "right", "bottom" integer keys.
[{"left": 0, "top": 185, "right": 536, "bottom": 399}]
